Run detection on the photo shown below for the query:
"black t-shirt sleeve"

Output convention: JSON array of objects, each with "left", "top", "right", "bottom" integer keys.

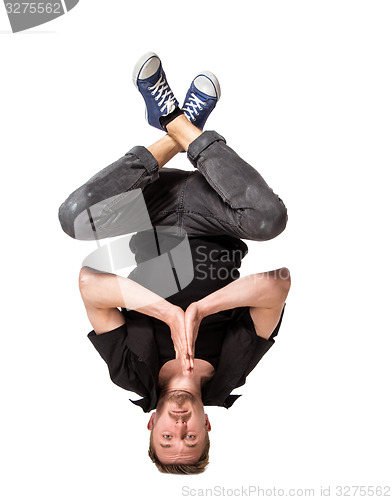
[
  {"left": 88, "top": 324, "right": 149, "bottom": 397},
  {"left": 237, "top": 305, "right": 285, "bottom": 382}
]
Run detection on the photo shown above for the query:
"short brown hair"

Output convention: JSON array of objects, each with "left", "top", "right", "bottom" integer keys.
[{"left": 148, "top": 429, "right": 210, "bottom": 474}]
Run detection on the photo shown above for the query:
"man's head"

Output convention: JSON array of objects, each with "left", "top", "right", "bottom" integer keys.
[{"left": 147, "top": 389, "right": 211, "bottom": 474}]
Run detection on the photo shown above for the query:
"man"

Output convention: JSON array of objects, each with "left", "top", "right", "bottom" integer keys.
[{"left": 59, "top": 52, "right": 291, "bottom": 474}]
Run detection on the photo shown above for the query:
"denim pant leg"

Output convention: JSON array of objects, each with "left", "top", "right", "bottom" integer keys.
[
  {"left": 58, "top": 146, "right": 178, "bottom": 240},
  {"left": 185, "top": 131, "right": 288, "bottom": 241}
]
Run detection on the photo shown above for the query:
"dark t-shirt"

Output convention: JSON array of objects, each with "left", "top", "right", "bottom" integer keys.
[
  {"left": 128, "top": 231, "right": 248, "bottom": 369},
  {"left": 88, "top": 230, "right": 284, "bottom": 411}
]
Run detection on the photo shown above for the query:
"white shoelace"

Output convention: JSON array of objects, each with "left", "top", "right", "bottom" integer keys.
[
  {"left": 148, "top": 75, "right": 176, "bottom": 114},
  {"left": 183, "top": 93, "right": 206, "bottom": 121}
]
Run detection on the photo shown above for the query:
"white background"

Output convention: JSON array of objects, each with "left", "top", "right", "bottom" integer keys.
[{"left": 1, "top": 1, "right": 391, "bottom": 498}]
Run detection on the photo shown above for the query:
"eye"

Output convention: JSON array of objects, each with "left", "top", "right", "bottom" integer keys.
[
  {"left": 186, "top": 434, "right": 196, "bottom": 439},
  {"left": 163, "top": 435, "right": 171, "bottom": 439}
]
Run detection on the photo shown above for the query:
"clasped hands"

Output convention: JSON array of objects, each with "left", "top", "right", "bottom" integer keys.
[{"left": 168, "top": 302, "right": 203, "bottom": 375}]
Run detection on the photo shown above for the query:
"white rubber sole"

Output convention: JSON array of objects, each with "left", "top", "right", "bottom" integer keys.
[
  {"left": 132, "top": 51, "right": 159, "bottom": 87},
  {"left": 195, "top": 70, "right": 221, "bottom": 100}
]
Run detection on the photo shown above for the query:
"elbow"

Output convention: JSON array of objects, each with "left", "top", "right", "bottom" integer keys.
[
  {"left": 79, "top": 266, "right": 91, "bottom": 290},
  {"left": 78, "top": 266, "right": 97, "bottom": 303},
  {"left": 262, "top": 268, "right": 290, "bottom": 303},
  {"left": 277, "top": 267, "right": 291, "bottom": 298}
]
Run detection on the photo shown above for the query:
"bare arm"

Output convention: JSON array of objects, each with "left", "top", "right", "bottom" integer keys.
[
  {"left": 79, "top": 266, "right": 179, "bottom": 324},
  {"left": 186, "top": 268, "right": 291, "bottom": 350},
  {"left": 79, "top": 266, "right": 192, "bottom": 373}
]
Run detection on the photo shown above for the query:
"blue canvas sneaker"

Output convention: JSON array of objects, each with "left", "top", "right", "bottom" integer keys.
[
  {"left": 132, "top": 52, "right": 179, "bottom": 130},
  {"left": 182, "top": 71, "right": 221, "bottom": 130}
]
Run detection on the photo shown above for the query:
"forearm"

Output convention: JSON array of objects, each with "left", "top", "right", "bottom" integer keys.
[
  {"left": 79, "top": 267, "right": 179, "bottom": 325},
  {"left": 197, "top": 268, "right": 291, "bottom": 317}
]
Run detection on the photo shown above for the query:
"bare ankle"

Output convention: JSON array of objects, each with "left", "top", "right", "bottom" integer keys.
[
  {"left": 147, "top": 134, "right": 182, "bottom": 169},
  {"left": 167, "top": 115, "right": 202, "bottom": 152}
]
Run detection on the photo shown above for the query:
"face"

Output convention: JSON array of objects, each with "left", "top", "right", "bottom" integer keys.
[{"left": 147, "top": 390, "right": 211, "bottom": 464}]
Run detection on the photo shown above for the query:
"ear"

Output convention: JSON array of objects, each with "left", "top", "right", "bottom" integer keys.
[
  {"left": 147, "top": 412, "right": 155, "bottom": 430},
  {"left": 205, "top": 414, "right": 211, "bottom": 431}
]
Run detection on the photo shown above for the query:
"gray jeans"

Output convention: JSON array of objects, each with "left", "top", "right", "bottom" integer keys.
[{"left": 58, "top": 131, "right": 287, "bottom": 242}]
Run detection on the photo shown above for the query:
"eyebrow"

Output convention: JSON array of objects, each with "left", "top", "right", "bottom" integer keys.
[{"left": 159, "top": 443, "right": 198, "bottom": 448}]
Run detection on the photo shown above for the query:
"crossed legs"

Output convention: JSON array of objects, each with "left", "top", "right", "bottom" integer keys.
[
  {"left": 78, "top": 118, "right": 208, "bottom": 335},
  {"left": 146, "top": 115, "right": 202, "bottom": 169},
  {"left": 61, "top": 53, "right": 288, "bottom": 337}
]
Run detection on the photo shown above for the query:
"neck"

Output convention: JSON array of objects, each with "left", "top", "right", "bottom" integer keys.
[{"left": 158, "top": 359, "right": 215, "bottom": 396}]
